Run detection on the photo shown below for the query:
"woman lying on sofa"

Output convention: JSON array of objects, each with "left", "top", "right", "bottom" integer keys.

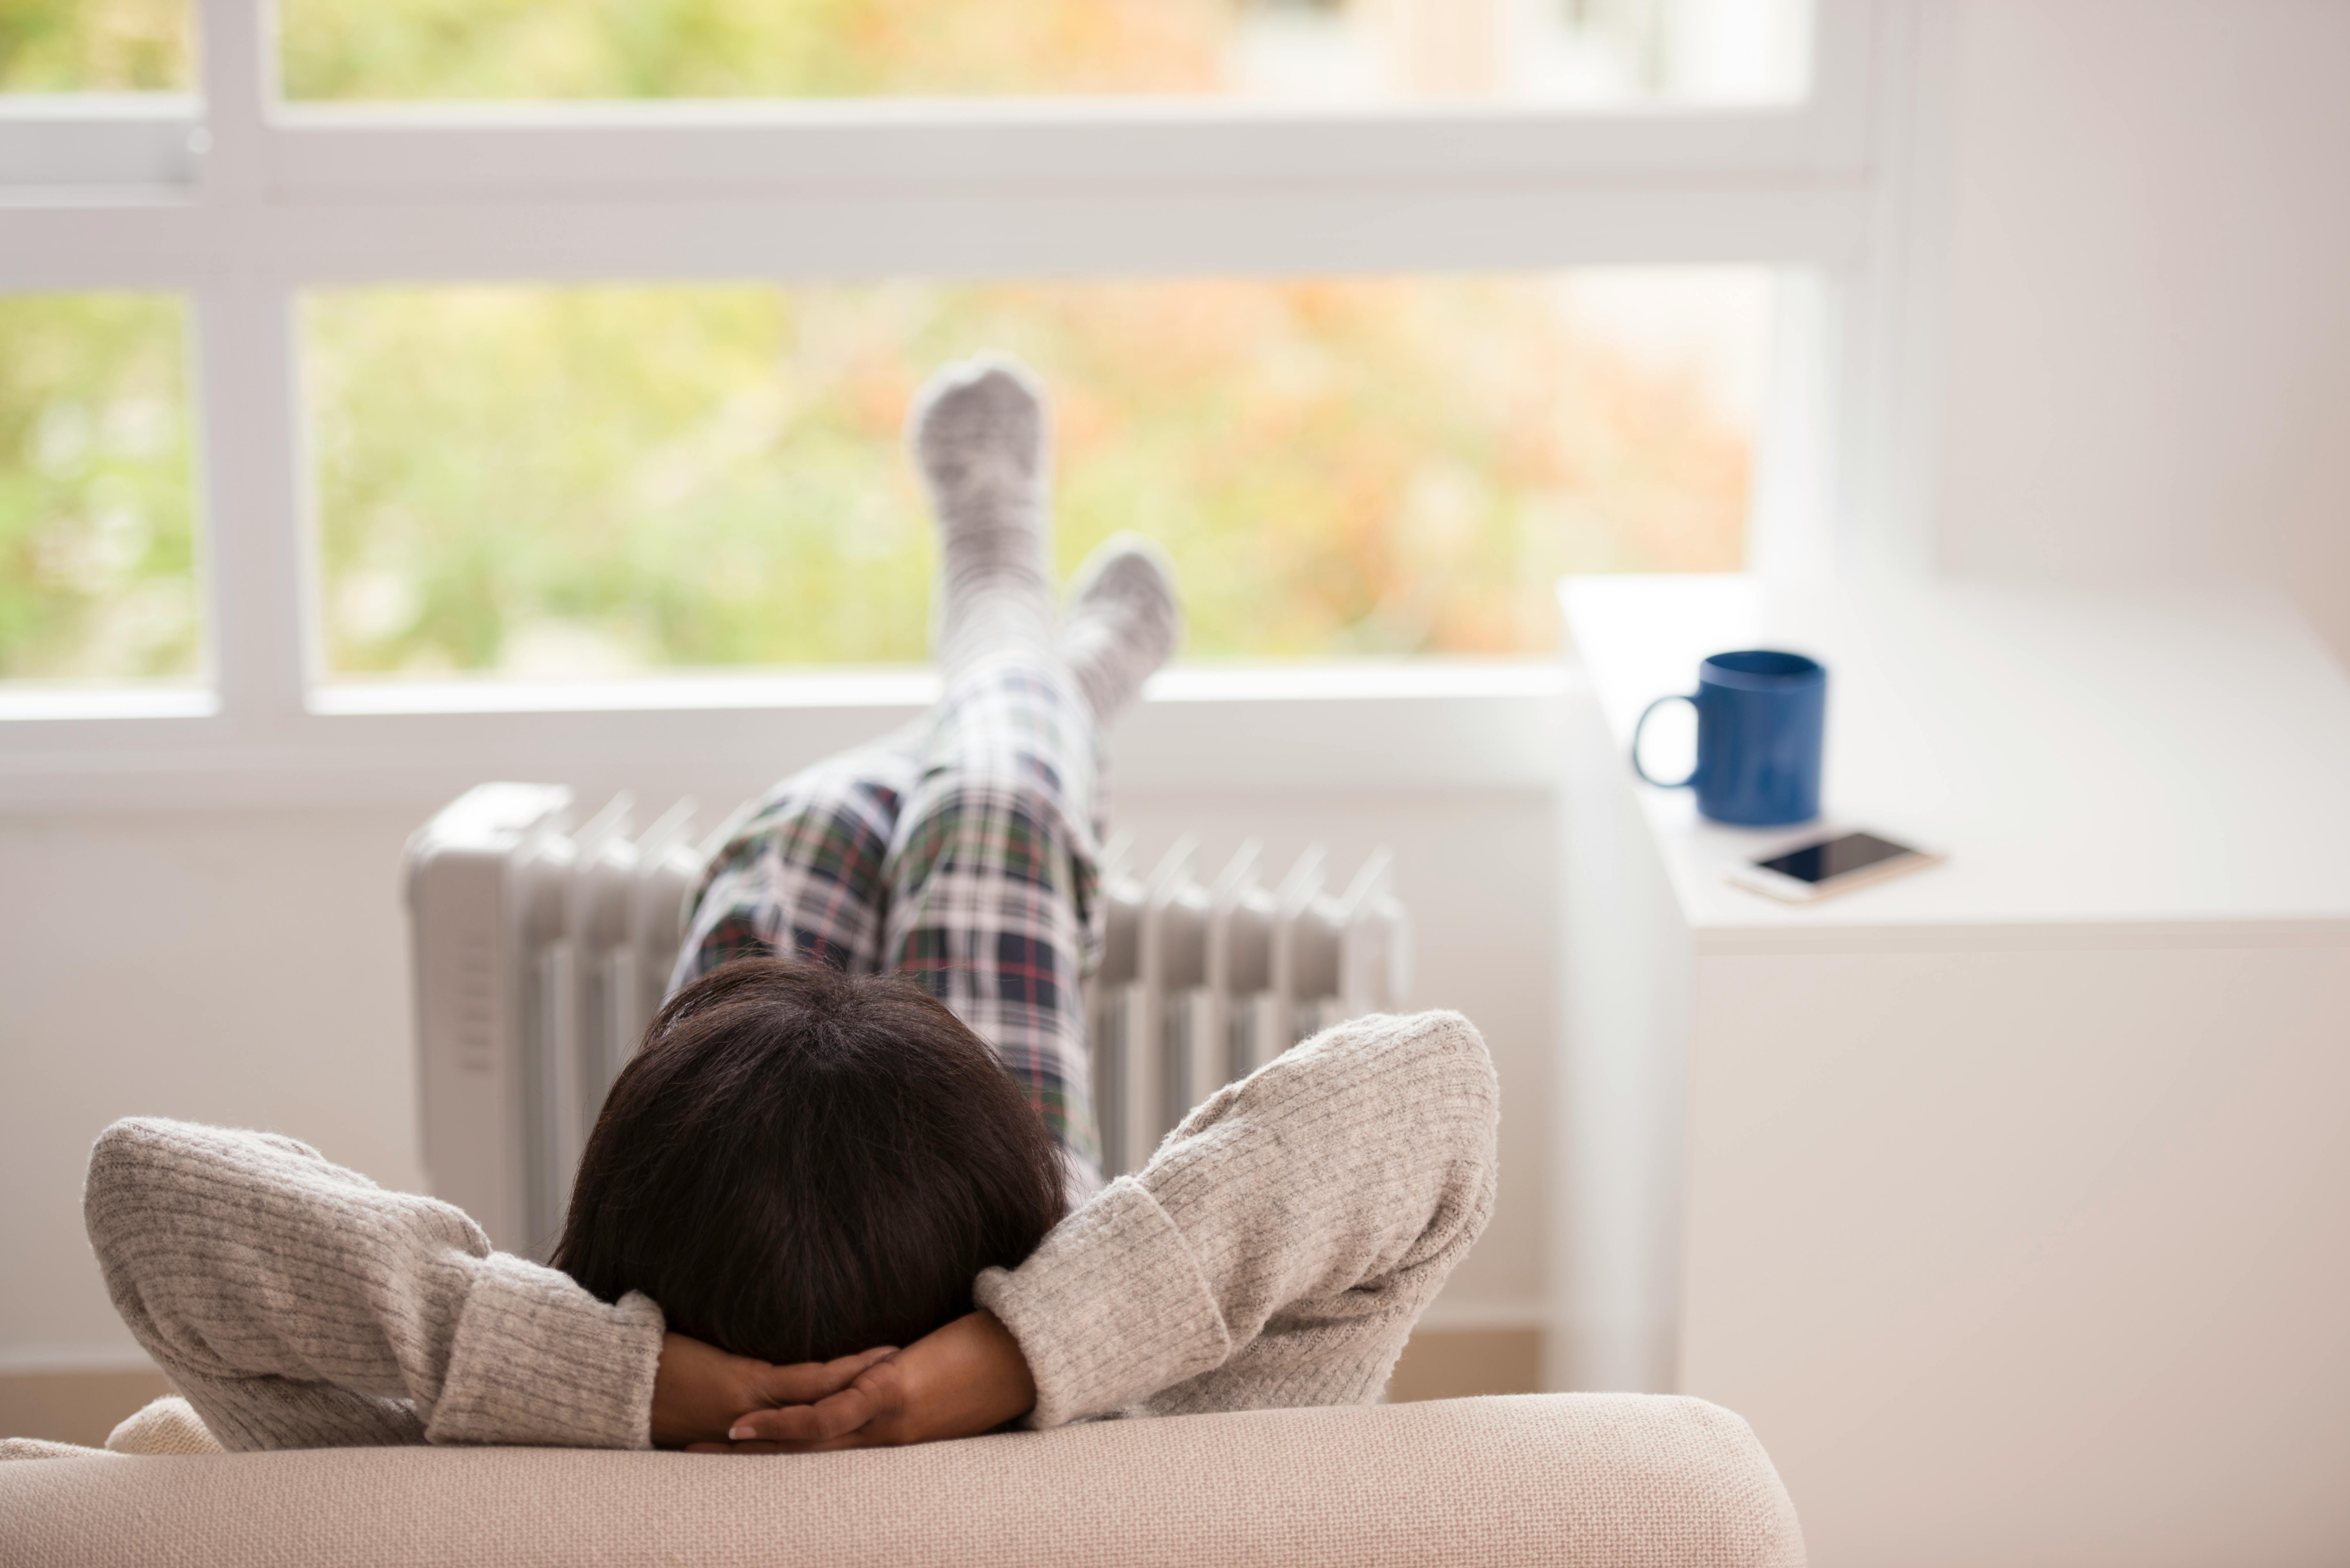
[{"left": 81, "top": 358, "right": 1498, "bottom": 1455}]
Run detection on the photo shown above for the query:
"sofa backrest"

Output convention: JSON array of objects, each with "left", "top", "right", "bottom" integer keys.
[{"left": 0, "top": 1392, "right": 1805, "bottom": 1567}]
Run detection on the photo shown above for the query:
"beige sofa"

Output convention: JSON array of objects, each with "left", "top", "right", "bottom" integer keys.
[{"left": 1, "top": 1391, "right": 1802, "bottom": 1566}]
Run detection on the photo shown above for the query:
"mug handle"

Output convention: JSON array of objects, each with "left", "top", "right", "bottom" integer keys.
[{"left": 1631, "top": 693, "right": 1700, "bottom": 788}]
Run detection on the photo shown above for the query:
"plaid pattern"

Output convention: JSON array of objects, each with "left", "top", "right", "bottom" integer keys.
[
  {"left": 673, "top": 655, "right": 1104, "bottom": 1191},
  {"left": 674, "top": 722, "right": 924, "bottom": 980}
]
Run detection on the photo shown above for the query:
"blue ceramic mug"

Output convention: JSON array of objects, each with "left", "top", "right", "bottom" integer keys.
[{"left": 1633, "top": 650, "right": 1827, "bottom": 825}]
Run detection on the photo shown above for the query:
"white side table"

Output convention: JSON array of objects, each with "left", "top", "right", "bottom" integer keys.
[{"left": 1553, "top": 574, "right": 2350, "bottom": 1568}]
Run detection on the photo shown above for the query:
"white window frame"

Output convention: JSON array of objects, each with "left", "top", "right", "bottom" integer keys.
[{"left": 0, "top": 0, "right": 1947, "bottom": 809}]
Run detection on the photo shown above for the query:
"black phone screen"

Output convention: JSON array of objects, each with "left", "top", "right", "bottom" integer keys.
[{"left": 1756, "top": 831, "right": 1919, "bottom": 885}]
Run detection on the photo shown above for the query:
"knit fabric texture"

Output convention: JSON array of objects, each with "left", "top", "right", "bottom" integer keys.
[
  {"left": 78, "top": 1009, "right": 1493, "bottom": 1454},
  {"left": 978, "top": 1008, "right": 1498, "bottom": 1427},
  {"left": 84, "top": 1119, "right": 665, "bottom": 1451}
]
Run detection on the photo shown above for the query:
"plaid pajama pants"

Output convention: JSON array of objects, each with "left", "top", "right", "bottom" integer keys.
[{"left": 669, "top": 652, "right": 1105, "bottom": 1195}]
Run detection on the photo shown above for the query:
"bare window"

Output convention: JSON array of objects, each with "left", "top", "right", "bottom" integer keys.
[
  {"left": 309, "top": 271, "right": 1767, "bottom": 679},
  {"left": 0, "top": 293, "right": 201, "bottom": 686},
  {"left": 279, "top": 0, "right": 1808, "bottom": 105},
  {"left": 0, "top": 0, "right": 193, "bottom": 93}
]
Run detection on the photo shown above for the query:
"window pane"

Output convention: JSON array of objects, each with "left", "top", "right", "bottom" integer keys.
[
  {"left": 0, "top": 0, "right": 193, "bottom": 93},
  {"left": 309, "top": 274, "right": 1765, "bottom": 677},
  {"left": 0, "top": 294, "right": 201, "bottom": 683},
  {"left": 281, "top": 0, "right": 1807, "bottom": 105}
]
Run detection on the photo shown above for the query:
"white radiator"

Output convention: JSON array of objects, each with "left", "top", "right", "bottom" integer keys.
[
  {"left": 1087, "top": 837, "right": 1412, "bottom": 1175},
  {"left": 408, "top": 785, "right": 1412, "bottom": 1254},
  {"left": 405, "top": 784, "right": 705, "bottom": 1258}
]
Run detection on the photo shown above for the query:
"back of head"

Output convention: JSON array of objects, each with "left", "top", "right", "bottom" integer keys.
[{"left": 552, "top": 957, "right": 1066, "bottom": 1364}]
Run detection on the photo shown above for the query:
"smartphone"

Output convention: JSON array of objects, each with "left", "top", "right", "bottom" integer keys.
[{"left": 1724, "top": 829, "right": 1944, "bottom": 903}]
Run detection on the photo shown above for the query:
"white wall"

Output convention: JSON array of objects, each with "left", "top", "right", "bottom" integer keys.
[
  {"left": 1936, "top": 0, "right": 2350, "bottom": 663},
  {"left": 0, "top": 784, "right": 1554, "bottom": 1366},
  {"left": 0, "top": 808, "right": 422, "bottom": 1363}
]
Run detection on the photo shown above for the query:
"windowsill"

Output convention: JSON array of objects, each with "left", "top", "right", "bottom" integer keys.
[
  {"left": 307, "top": 659, "right": 1570, "bottom": 716},
  {"left": 310, "top": 668, "right": 939, "bottom": 716},
  {"left": 0, "top": 685, "right": 216, "bottom": 723},
  {"left": 0, "top": 660, "right": 1577, "bottom": 811}
]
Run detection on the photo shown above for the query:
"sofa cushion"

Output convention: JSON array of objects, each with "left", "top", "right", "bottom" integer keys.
[{"left": 0, "top": 1392, "right": 1804, "bottom": 1567}]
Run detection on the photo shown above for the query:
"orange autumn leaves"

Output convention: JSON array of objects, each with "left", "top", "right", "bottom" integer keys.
[{"left": 309, "top": 276, "right": 1751, "bottom": 675}]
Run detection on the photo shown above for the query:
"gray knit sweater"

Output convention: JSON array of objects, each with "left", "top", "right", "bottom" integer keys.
[{"left": 85, "top": 1009, "right": 1496, "bottom": 1451}]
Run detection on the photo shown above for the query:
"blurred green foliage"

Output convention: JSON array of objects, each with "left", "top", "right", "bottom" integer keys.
[
  {"left": 0, "top": 295, "right": 199, "bottom": 681},
  {"left": 282, "top": 0, "right": 1232, "bottom": 100},
  {"left": 0, "top": 0, "right": 189, "bottom": 92},
  {"left": 309, "top": 278, "right": 1747, "bottom": 675},
  {"left": 1, "top": 3, "right": 1754, "bottom": 684}
]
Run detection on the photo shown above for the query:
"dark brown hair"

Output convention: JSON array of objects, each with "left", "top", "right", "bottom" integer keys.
[{"left": 552, "top": 957, "right": 1065, "bottom": 1364}]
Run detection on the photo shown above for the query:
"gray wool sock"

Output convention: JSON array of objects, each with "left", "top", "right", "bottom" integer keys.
[
  {"left": 909, "top": 356, "right": 1057, "bottom": 674},
  {"left": 1059, "top": 533, "right": 1182, "bottom": 725}
]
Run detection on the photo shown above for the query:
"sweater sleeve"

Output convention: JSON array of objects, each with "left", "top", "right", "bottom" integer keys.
[
  {"left": 974, "top": 1008, "right": 1498, "bottom": 1427},
  {"left": 83, "top": 1117, "right": 665, "bottom": 1452}
]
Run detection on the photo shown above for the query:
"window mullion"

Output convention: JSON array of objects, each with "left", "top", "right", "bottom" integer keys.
[
  {"left": 194, "top": 0, "right": 273, "bottom": 201},
  {"left": 194, "top": 283, "right": 312, "bottom": 731},
  {"left": 191, "top": 0, "right": 313, "bottom": 731}
]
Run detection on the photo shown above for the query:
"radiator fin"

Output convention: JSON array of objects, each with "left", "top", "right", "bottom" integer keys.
[{"left": 411, "top": 786, "right": 1412, "bottom": 1247}]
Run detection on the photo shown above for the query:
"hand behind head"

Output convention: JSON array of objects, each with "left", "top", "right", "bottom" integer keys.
[
  {"left": 683, "top": 1310, "right": 1036, "bottom": 1454},
  {"left": 649, "top": 1333, "right": 894, "bottom": 1449}
]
